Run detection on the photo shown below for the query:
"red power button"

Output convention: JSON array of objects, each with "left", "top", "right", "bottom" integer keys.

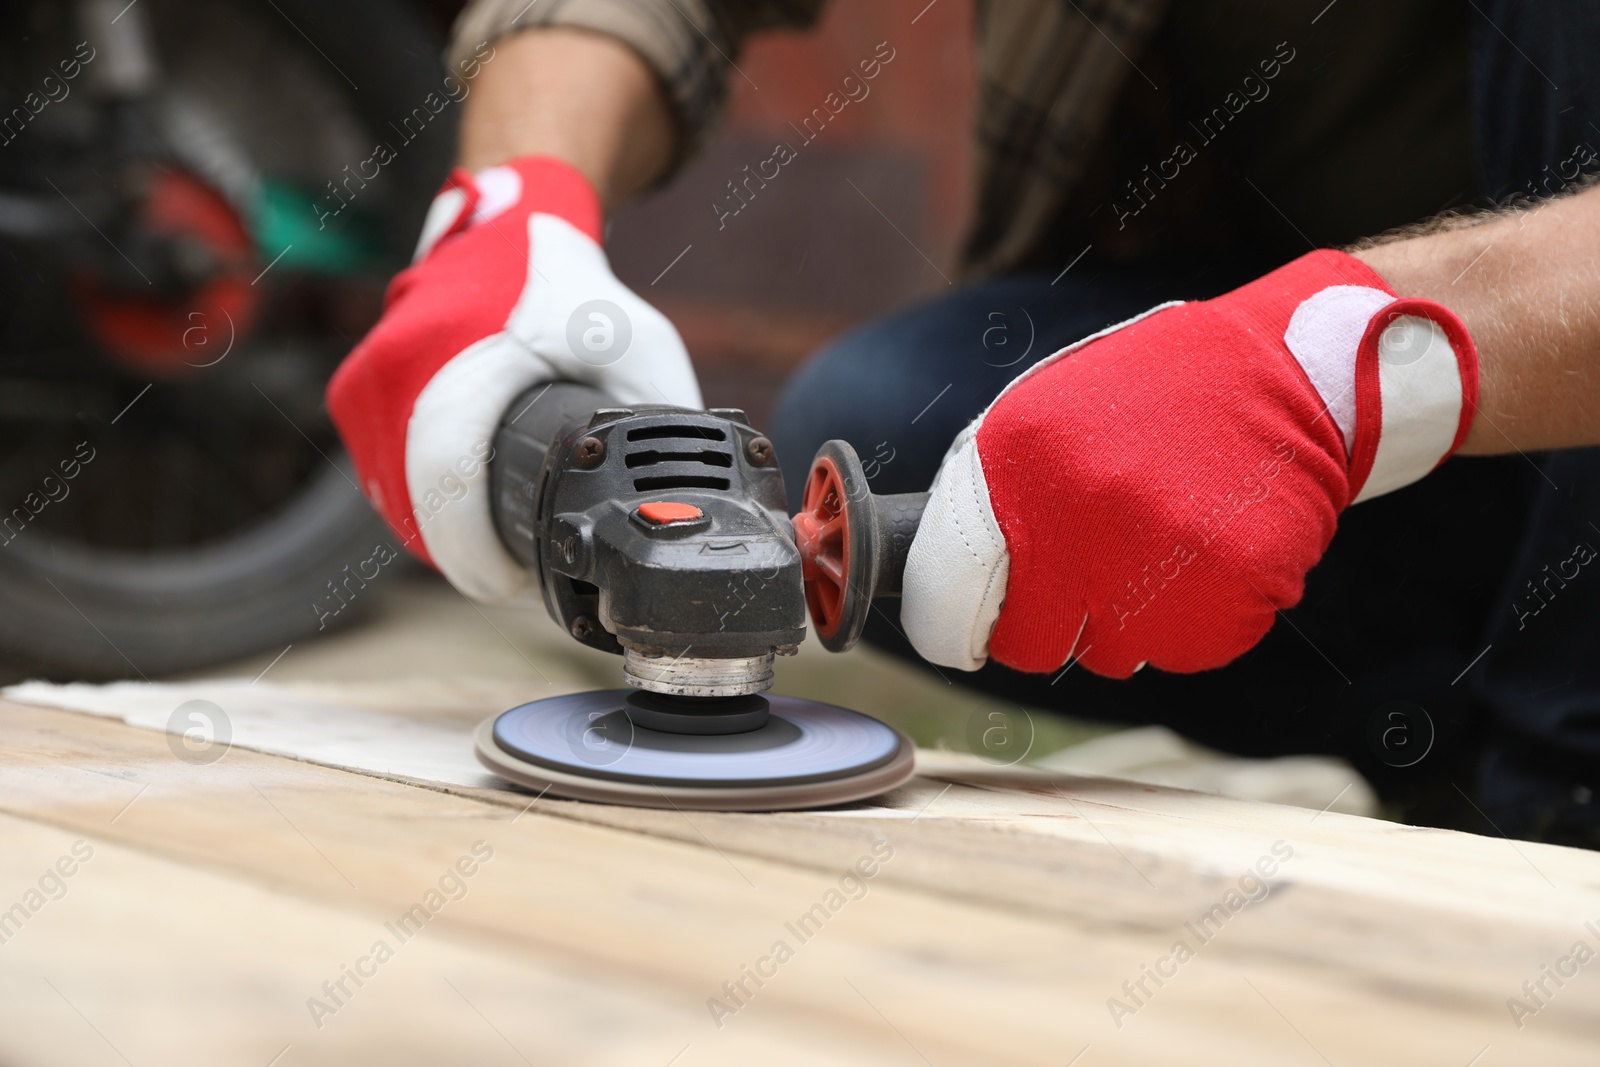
[{"left": 637, "top": 501, "right": 703, "bottom": 525}]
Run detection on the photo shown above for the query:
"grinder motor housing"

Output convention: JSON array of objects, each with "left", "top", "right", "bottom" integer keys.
[{"left": 489, "top": 383, "right": 807, "bottom": 699}]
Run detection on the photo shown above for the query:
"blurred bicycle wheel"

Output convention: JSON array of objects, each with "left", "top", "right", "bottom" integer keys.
[{"left": 0, "top": 0, "right": 457, "bottom": 677}]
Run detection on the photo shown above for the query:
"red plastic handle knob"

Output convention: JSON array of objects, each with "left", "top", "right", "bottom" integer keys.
[
  {"left": 793, "top": 453, "right": 851, "bottom": 642},
  {"left": 792, "top": 441, "right": 927, "bottom": 653}
]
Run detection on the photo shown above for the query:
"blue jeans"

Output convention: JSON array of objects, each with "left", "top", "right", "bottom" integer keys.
[{"left": 771, "top": 4, "right": 1600, "bottom": 843}]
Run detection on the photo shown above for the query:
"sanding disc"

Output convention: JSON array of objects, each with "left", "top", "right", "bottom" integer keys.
[{"left": 474, "top": 690, "right": 915, "bottom": 811}]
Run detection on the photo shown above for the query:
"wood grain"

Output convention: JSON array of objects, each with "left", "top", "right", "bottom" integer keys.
[{"left": 3, "top": 697, "right": 1598, "bottom": 1066}]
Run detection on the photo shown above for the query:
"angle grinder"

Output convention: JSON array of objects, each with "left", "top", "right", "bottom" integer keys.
[{"left": 472, "top": 382, "right": 929, "bottom": 810}]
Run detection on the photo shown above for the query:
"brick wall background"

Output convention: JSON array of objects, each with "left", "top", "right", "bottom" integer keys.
[{"left": 604, "top": 1, "right": 976, "bottom": 426}]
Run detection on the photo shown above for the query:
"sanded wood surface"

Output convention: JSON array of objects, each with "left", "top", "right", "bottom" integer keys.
[{"left": 3, "top": 693, "right": 1599, "bottom": 1066}]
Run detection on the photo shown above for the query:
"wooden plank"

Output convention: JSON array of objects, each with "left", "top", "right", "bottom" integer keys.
[
  {"left": 0, "top": 812, "right": 905, "bottom": 1067},
  {"left": 3, "top": 699, "right": 1599, "bottom": 1065}
]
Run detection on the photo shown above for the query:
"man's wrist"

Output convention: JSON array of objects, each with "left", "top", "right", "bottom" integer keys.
[
  {"left": 457, "top": 28, "right": 675, "bottom": 208},
  {"left": 1350, "top": 219, "right": 1516, "bottom": 457}
]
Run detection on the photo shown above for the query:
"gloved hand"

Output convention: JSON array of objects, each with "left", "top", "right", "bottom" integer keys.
[
  {"left": 901, "top": 250, "right": 1478, "bottom": 677},
  {"left": 327, "top": 155, "right": 700, "bottom": 601}
]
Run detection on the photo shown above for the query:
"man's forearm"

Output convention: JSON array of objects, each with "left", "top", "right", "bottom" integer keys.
[
  {"left": 1353, "top": 186, "right": 1600, "bottom": 455},
  {"left": 457, "top": 28, "right": 676, "bottom": 209}
]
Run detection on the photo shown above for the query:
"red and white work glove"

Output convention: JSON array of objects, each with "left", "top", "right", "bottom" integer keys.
[
  {"left": 901, "top": 250, "right": 1478, "bottom": 677},
  {"left": 327, "top": 156, "right": 700, "bottom": 601}
]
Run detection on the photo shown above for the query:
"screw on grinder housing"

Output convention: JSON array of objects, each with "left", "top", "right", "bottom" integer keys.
[{"left": 489, "top": 382, "right": 806, "bottom": 698}]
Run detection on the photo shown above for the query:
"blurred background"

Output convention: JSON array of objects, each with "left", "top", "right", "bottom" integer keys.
[{"left": 606, "top": 0, "right": 974, "bottom": 428}]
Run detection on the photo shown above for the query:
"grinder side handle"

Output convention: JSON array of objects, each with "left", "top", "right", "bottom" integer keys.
[{"left": 869, "top": 490, "right": 928, "bottom": 598}]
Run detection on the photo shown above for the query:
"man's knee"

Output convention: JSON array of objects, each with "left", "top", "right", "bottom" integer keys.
[
  {"left": 769, "top": 269, "right": 1171, "bottom": 510},
  {"left": 770, "top": 319, "right": 947, "bottom": 510}
]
